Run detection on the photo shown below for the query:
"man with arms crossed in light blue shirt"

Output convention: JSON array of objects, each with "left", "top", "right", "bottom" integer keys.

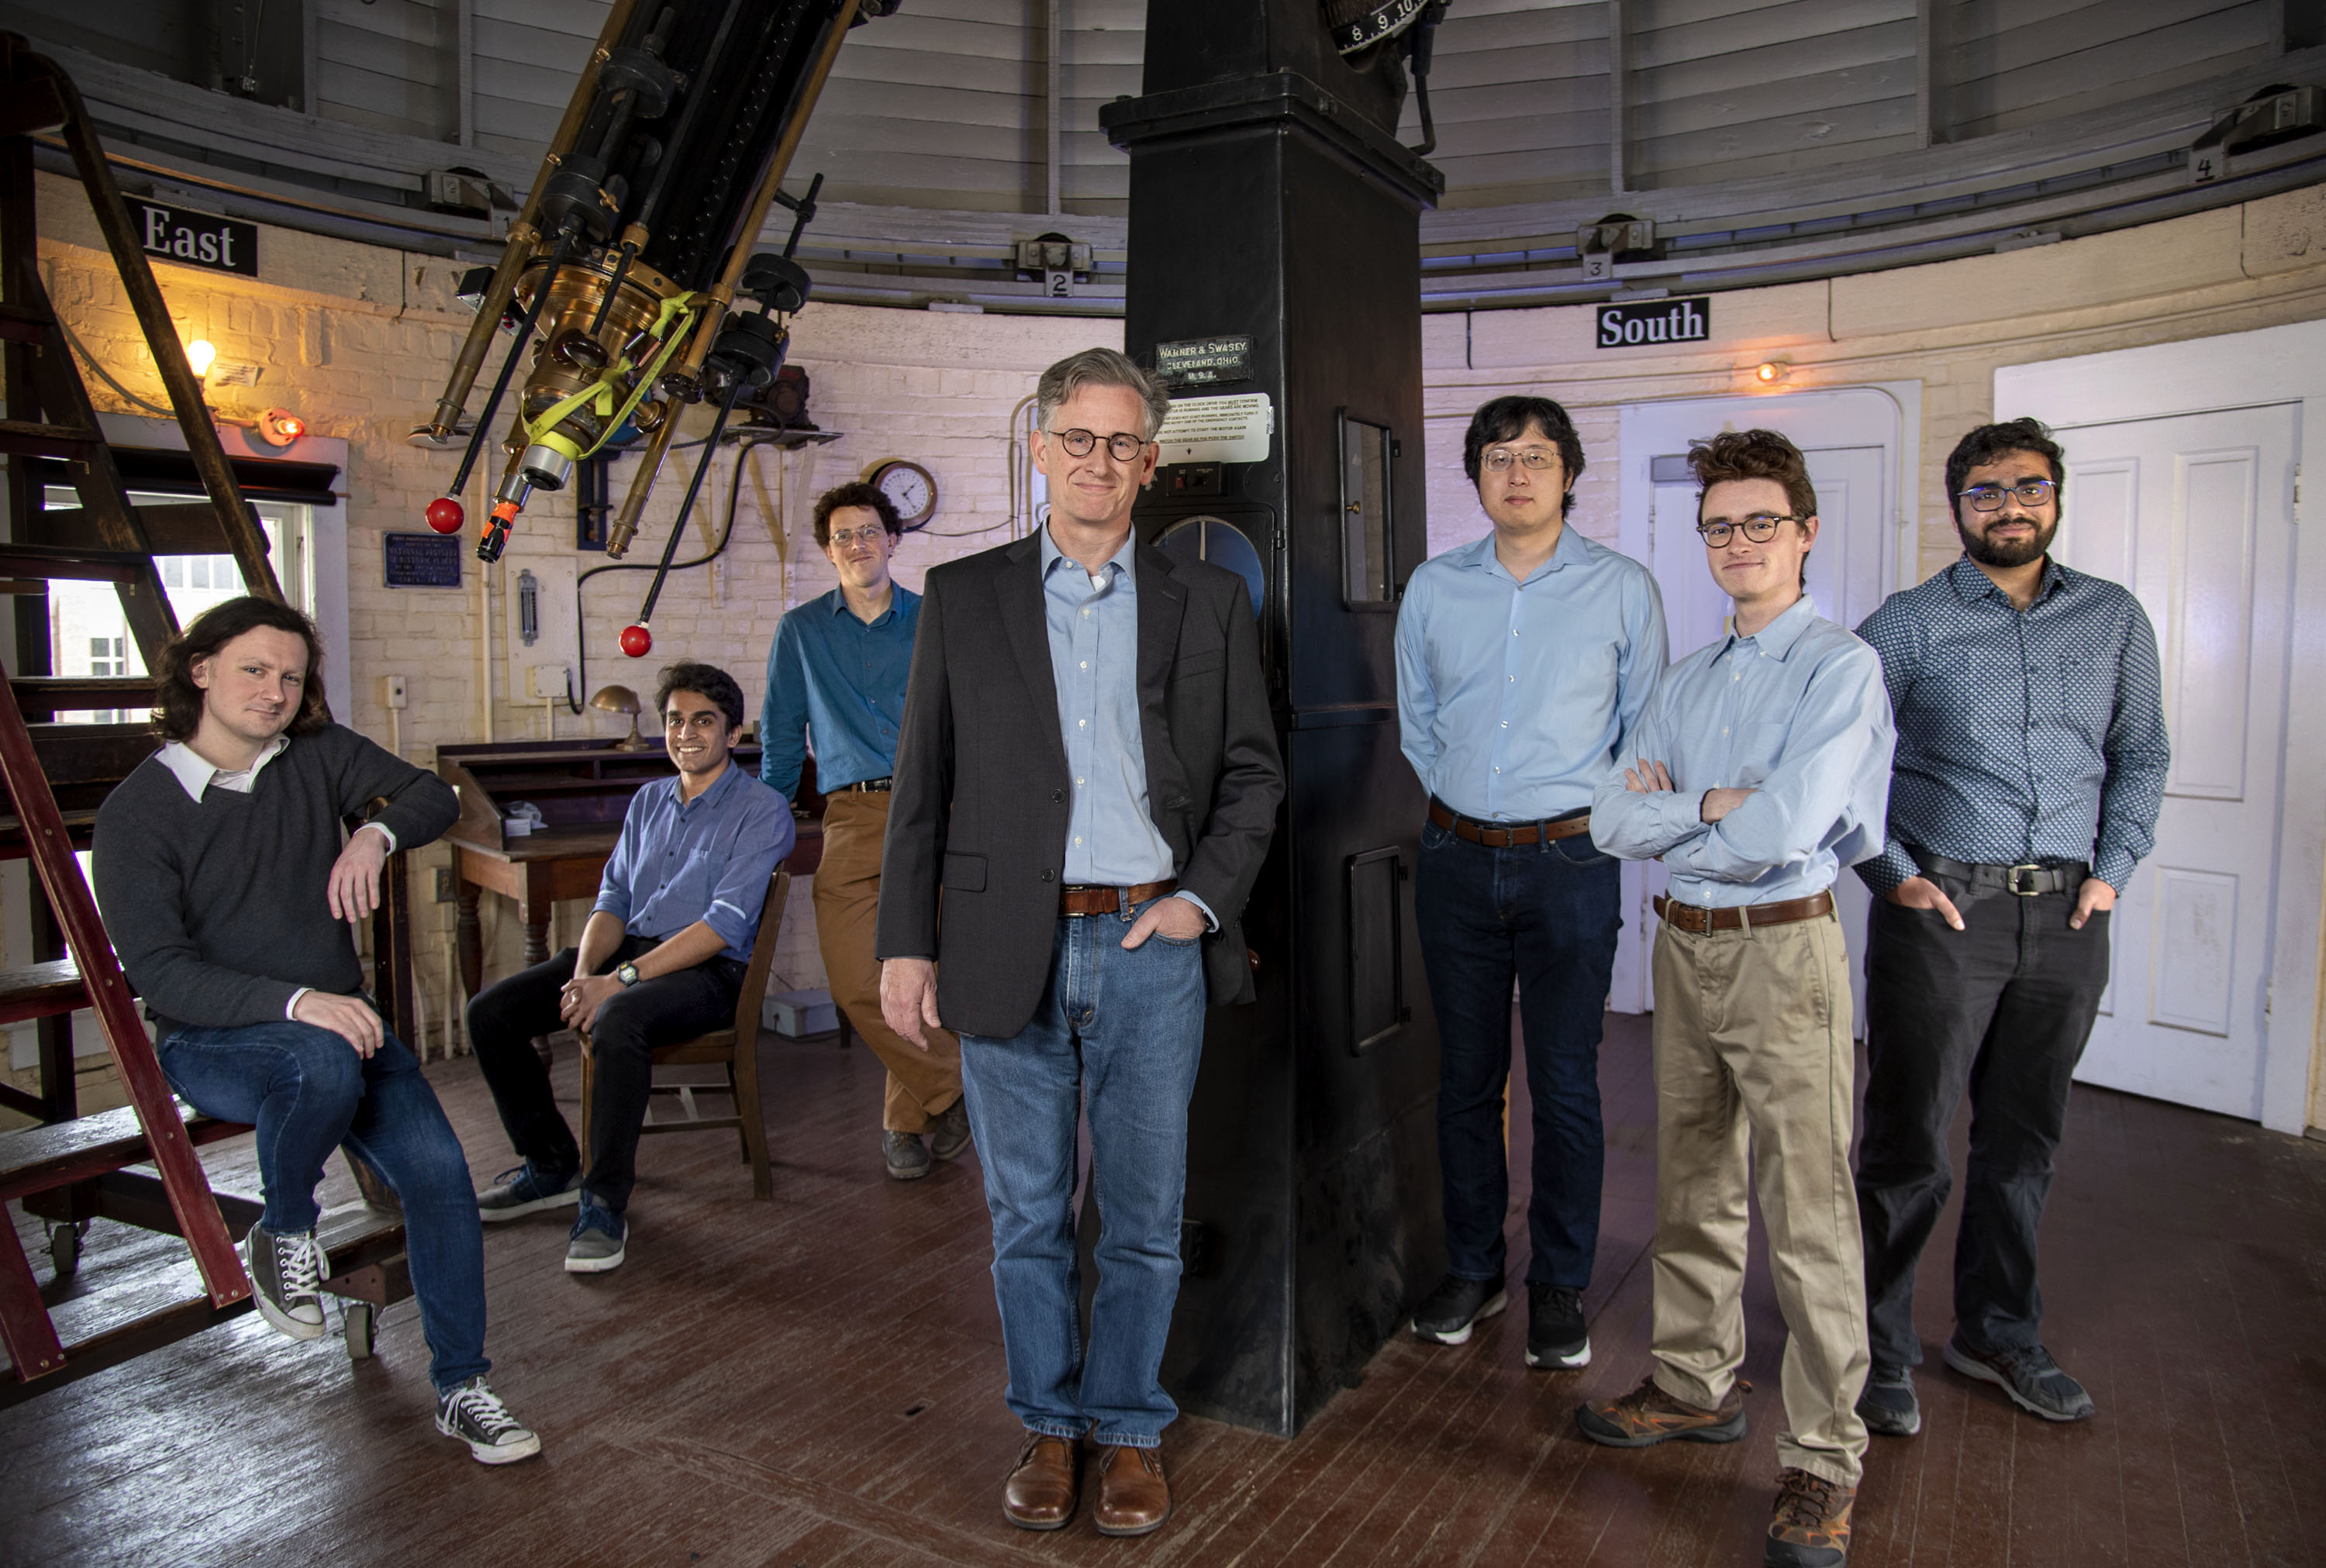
[
  {"left": 1396, "top": 395, "right": 1666, "bottom": 1371},
  {"left": 1579, "top": 431, "right": 1893, "bottom": 1568}
]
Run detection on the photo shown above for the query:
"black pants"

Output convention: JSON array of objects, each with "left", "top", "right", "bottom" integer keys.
[
  {"left": 467, "top": 936, "right": 742, "bottom": 1214},
  {"left": 1854, "top": 874, "right": 2110, "bottom": 1369}
]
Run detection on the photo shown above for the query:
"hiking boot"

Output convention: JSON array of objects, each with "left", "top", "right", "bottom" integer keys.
[
  {"left": 1767, "top": 1467, "right": 1855, "bottom": 1566},
  {"left": 1410, "top": 1273, "right": 1507, "bottom": 1346},
  {"left": 1943, "top": 1334, "right": 2094, "bottom": 1422},
  {"left": 1575, "top": 1372, "right": 1749, "bottom": 1446},
  {"left": 435, "top": 1376, "right": 543, "bottom": 1464},
  {"left": 475, "top": 1160, "right": 580, "bottom": 1223},
  {"left": 929, "top": 1098, "right": 972, "bottom": 1161},
  {"left": 1525, "top": 1283, "right": 1590, "bottom": 1369},
  {"left": 883, "top": 1129, "right": 932, "bottom": 1180},
  {"left": 244, "top": 1224, "right": 330, "bottom": 1342},
  {"left": 564, "top": 1200, "right": 626, "bottom": 1274},
  {"left": 1857, "top": 1363, "right": 1921, "bottom": 1436}
]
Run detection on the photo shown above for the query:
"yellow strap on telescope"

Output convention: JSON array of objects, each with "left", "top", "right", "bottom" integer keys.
[{"left": 521, "top": 291, "right": 701, "bottom": 460}]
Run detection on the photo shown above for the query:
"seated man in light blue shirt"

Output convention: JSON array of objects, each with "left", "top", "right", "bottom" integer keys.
[
  {"left": 466, "top": 661, "right": 794, "bottom": 1274},
  {"left": 1395, "top": 395, "right": 1666, "bottom": 1370},
  {"left": 1577, "top": 431, "right": 1893, "bottom": 1568}
]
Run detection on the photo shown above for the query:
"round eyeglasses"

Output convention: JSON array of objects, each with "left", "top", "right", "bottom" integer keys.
[
  {"left": 1482, "top": 448, "right": 1559, "bottom": 472},
  {"left": 1053, "top": 428, "right": 1150, "bottom": 461},
  {"left": 1696, "top": 515, "right": 1798, "bottom": 548},
  {"left": 827, "top": 525, "right": 890, "bottom": 548},
  {"left": 1958, "top": 479, "right": 2056, "bottom": 511}
]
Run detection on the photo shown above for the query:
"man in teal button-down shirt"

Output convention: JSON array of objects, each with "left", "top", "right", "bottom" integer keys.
[
  {"left": 1395, "top": 395, "right": 1666, "bottom": 1372},
  {"left": 762, "top": 481, "right": 966, "bottom": 1182}
]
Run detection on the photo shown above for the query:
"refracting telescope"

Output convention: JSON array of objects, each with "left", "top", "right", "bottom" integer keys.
[{"left": 418, "top": 0, "right": 894, "bottom": 656}]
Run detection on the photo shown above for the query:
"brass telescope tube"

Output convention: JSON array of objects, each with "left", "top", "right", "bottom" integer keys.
[{"left": 603, "top": 0, "right": 862, "bottom": 557}]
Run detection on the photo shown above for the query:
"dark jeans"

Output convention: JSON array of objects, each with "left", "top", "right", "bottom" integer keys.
[
  {"left": 1855, "top": 872, "right": 2110, "bottom": 1368},
  {"left": 156, "top": 1022, "right": 488, "bottom": 1391},
  {"left": 1414, "top": 817, "right": 1622, "bottom": 1289},
  {"left": 466, "top": 936, "right": 742, "bottom": 1214}
]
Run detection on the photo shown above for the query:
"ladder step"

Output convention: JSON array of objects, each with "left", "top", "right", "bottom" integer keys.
[
  {"left": 0, "top": 420, "right": 97, "bottom": 461},
  {"left": 32, "top": 502, "right": 266, "bottom": 558},
  {"left": 10, "top": 677, "right": 157, "bottom": 720},
  {"left": 0, "top": 303, "right": 49, "bottom": 345},
  {"left": 0, "top": 543, "right": 148, "bottom": 584},
  {"left": 0, "top": 960, "right": 85, "bottom": 1027},
  {"left": 0, "top": 1104, "right": 245, "bottom": 1204}
]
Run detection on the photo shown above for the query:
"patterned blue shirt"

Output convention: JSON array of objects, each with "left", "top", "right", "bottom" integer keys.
[
  {"left": 760, "top": 584, "right": 920, "bottom": 799},
  {"left": 1591, "top": 594, "right": 1895, "bottom": 907},
  {"left": 593, "top": 762, "right": 795, "bottom": 963},
  {"left": 1853, "top": 556, "right": 2169, "bottom": 894},
  {"left": 1037, "top": 526, "right": 1213, "bottom": 924},
  {"left": 1396, "top": 526, "right": 1667, "bottom": 821}
]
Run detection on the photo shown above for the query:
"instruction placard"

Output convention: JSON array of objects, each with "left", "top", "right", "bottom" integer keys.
[{"left": 1154, "top": 392, "right": 1273, "bottom": 466}]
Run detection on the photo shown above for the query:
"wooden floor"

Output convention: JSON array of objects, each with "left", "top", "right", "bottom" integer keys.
[{"left": 5, "top": 1015, "right": 2324, "bottom": 1568}]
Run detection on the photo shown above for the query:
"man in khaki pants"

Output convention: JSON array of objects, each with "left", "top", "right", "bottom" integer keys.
[
  {"left": 1582, "top": 432, "right": 1894, "bottom": 1568},
  {"left": 762, "top": 481, "right": 967, "bottom": 1180}
]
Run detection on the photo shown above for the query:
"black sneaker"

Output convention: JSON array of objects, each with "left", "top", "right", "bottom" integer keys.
[
  {"left": 435, "top": 1375, "right": 543, "bottom": 1464},
  {"left": 1410, "top": 1273, "right": 1507, "bottom": 1346},
  {"left": 244, "top": 1224, "right": 330, "bottom": 1342},
  {"left": 1943, "top": 1334, "right": 2093, "bottom": 1422},
  {"left": 1525, "top": 1283, "right": 1590, "bottom": 1369},
  {"left": 1856, "top": 1363, "right": 1921, "bottom": 1436},
  {"left": 475, "top": 1160, "right": 581, "bottom": 1222}
]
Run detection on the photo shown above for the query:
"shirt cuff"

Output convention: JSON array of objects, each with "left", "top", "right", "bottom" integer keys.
[
  {"left": 1172, "top": 890, "right": 1218, "bottom": 932},
  {"left": 1856, "top": 845, "right": 1918, "bottom": 896},
  {"left": 285, "top": 987, "right": 311, "bottom": 1022},
  {"left": 357, "top": 822, "right": 397, "bottom": 854},
  {"left": 2090, "top": 846, "right": 2136, "bottom": 892}
]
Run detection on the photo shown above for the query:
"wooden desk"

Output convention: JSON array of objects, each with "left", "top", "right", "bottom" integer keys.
[{"left": 449, "top": 824, "right": 619, "bottom": 998}]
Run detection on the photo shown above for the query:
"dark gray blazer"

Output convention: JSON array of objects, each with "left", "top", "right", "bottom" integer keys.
[{"left": 875, "top": 531, "right": 1284, "bottom": 1039}]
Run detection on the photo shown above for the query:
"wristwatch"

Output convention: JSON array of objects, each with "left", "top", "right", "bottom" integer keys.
[{"left": 614, "top": 962, "right": 641, "bottom": 987}]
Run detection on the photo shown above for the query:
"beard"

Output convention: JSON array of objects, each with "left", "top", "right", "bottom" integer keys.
[{"left": 1957, "top": 512, "right": 2057, "bottom": 569}]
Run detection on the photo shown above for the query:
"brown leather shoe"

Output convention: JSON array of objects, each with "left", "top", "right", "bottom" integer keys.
[
  {"left": 1094, "top": 1443, "right": 1172, "bottom": 1537},
  {"left": 1000, "top": 1433, "right": 1078, "bottom": 1531}
]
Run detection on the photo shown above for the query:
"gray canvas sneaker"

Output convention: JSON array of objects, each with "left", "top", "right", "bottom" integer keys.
[
  {"left": 435, "top": 1376, "right": 543, "bottom": 1464},
  {"left": 564, "top": 1201, "right": 626, "bottom": 1274},
  {"left": 244, "top": 1224, "right": 330, "bottom": 1341}
]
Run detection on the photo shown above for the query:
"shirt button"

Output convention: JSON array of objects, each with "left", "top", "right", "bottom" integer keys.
[
  {"left": 1075, "top": 836, "right": 1083, "bottom": 845},
  {"left": 1042, "top": 869, "right": 1056, "bottom": 882},
  {"left": 1078, "top": 719, "right": 1087, "bottom": 727},
  {"left": 1051, "top": 789, "right": 1064, "bottom": 803},
  {"left": 1500, "top": 721, "right": 1509, "bottom": 728},
  {"left": 1080, "top": 661, "right": 1088, "bottom": 670}
]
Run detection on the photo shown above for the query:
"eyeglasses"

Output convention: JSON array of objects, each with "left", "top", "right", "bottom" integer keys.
[
  {"left": 1053, "top": 428, "right": 1150, "bottom": 461},
  {"left": 1958, "top": 479, "right": 2057, "bottom": 511},
  {"left": 1696, "top": 514, "right": 1798, "bottom": 547},
  {"left": 1482, "top": 448, "right": 1559, "bottom": 472},
  {"left": 828, "top": 526, "right": 889, "bottom": 548}
]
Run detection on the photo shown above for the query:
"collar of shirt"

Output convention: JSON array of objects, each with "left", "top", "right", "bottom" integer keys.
[
  {"left": 156, "top": 733, "right": 289, "bottom": 801},
  {"left": 823, "top": 584, "right": 901, "bottom": 629},
  {"left": 1947, "top": 553, "right": 2069, "bottom": 606},
  {"left": 1452, "top": 519, "right": 1586, "bottom": 585},
  {"left": 668, "top": 757, "right": 747, "bottom": 814},
  {"left": 1038, "top": 520, "right": 1137, "bottom": 591},
  {"left": 1719, "top": 592, "right": 1820, "bottom": 663}
]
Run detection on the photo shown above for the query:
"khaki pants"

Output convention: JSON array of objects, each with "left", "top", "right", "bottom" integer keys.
[
  {"left": 1649, "top": 908, "right": 1869, "bottom": 1487},
  {"left": 813, "top": 791, "right": 962, "bottom": 1133}
]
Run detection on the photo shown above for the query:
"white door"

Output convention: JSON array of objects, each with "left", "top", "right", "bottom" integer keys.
[
  {"left": 1634, "top": 445, "right": 1889, "bottom": 1031},
  {"left": 2048, "top": 404, "right": 2297, "bottom": 1118}
]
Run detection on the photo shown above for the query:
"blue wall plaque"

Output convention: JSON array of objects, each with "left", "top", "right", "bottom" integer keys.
[{"left": 383, "top": 532, "right": 464, "bottom": 589}]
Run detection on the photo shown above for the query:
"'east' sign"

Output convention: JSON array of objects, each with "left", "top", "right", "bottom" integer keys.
[
  {"left": 1596, "top": 295, "right": 1710, "bottom": 350},
  {"left": 133, "top": 200, "right": 258, "bottom": 277}
]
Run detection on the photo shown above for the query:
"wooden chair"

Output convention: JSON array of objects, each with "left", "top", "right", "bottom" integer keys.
[{"left": 579, "top": 868, "right": 789, "bottom": 1201}]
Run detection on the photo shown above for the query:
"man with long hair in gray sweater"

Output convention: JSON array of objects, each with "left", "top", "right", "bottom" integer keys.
[{"left": 92, "top": 596, "right": 540, "bottom": 1464}]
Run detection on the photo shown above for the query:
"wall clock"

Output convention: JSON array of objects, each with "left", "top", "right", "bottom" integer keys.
[{"left": 861, "top": 458, "right": 938, "bottom": 531}]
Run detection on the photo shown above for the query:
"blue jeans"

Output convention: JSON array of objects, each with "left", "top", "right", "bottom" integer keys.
[
  {"left": 958, "top": 898, "right": 1207, "bottom": 1449},
  {"left": 156, "top": 1021, "right": 489, "bottom": 1392},
  {"left": 1414, "top": 818, "right": 1621, "bottom": 1288}
]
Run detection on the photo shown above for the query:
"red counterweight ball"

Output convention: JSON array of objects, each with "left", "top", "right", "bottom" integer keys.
[
  {"left": 425, "top": 496, "right": 464, "bottom": 534},
  {"left": 619, "top": 623, "right": 654, "bottom": 658}
]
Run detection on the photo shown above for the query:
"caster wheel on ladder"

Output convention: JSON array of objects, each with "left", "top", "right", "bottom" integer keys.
[
  {"left": 343, "top": 1301, "right": 376, "bottom": 1360},
  {"left": 45, "top": 1218, "right": 87, "bottom": 1278}
]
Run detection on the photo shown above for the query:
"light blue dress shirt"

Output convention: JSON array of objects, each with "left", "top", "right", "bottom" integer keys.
[
  {"left": 593, "top": 761, "right": 795, "bottom": 963},
  {"left": 759, "top": 584, "right": 920, "bottom": 800},
  {"left": 1396, "top": 526, "right": 1668, "bottom": 822},
  {"left": 1037, "top": 526, "right": 1213, "bottom": 925},
  {"left": 1589, "top": 594, "right": 1895, "bottom": 908}
]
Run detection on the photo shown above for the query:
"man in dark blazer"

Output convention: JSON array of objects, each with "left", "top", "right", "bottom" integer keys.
[{"left": 878, "top": 347, "right": 1282, "bottom": 1539}]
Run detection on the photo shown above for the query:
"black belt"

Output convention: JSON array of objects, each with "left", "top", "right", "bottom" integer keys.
[
  {"left": 1915, "top": 853, "right": 2087, "bottom": 897},
  {"left": 837, "top": 777, "right": 892, "bottom": 793}
]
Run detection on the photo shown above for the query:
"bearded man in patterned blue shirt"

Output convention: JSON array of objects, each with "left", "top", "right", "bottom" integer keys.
[{"left": 1851, "top": 418, "right": 2169, "bottom": 1438}]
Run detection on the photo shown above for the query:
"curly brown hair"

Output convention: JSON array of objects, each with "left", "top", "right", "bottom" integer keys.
[
  {"left": 811, "top": 481, "right": 902, "bottom": 548},
  {"left": 154, "top": 596, "right": 332, "bottom": 743},
  {"left": 1686, "top": 429, "right": 1817, "bottom": 523}
]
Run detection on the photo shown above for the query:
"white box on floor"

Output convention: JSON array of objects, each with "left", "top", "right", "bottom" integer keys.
[{"left": 764, "top": 987, "right": 838, "bottom": 1037}]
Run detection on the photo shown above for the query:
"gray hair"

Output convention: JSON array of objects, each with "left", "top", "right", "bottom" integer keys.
[{"left": 1035, "top": 347, "right": 1172, "bottom": 441}]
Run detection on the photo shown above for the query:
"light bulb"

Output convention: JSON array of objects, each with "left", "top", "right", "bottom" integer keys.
[
  {"left": 185, "top": 339, "right": 216, "bottom": 379},
  {"left": 1755, "top": 360, "right": 1787, "bottom": 384}
]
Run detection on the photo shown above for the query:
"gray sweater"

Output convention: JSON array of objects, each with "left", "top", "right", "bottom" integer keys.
[{"left": 92, "top": 724, "right": 460, "bottom": 1043}]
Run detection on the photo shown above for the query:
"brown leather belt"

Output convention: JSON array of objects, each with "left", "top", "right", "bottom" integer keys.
[
  {"left": 1654, "top": 891, "right": 1834, "bottom": 935},
  {"left": 1060, "top": 878, "right": 1179, "bottom": 917},
  {"left": 1427, "top": 800, "right": 1592, "bottom": 847}
]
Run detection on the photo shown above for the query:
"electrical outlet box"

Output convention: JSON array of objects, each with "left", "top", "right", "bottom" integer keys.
[
  {"left": 528, "top": 663, "right": 571, "bottom": 700},
  {"left": 433, "top": 867, "right": 455, "bottom": 903},
  {"left": 381, "top": 674, "right": 408, "bottom": 710}
]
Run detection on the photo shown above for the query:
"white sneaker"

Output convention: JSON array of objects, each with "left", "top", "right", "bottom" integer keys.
[{"left": 435, "top": 1376, "right": 543, "bottom": 1464}]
